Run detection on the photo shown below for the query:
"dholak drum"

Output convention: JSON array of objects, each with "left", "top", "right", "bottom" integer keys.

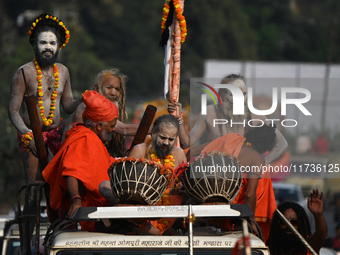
[
  {"left": 108, "top": 158, "right": 169, "bottom": 205},
  {"left": 181, "top": 151, "right": 242, "bottom": 204}
]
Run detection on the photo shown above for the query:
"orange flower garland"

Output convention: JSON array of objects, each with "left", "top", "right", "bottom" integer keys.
[
  {"left": 29, "top": 14, "right": 70, "bottom": 49},
  {"left": 161, "top": 0, "right": 171, "bottom": 33},
  {"left": 173, "top": 0, "right": 187, "bottom": 43},
  {"left": 34, "top": 58, "right": 59, "bottom": 126},
  {"left": 21, "top": 132, "right": 33, "bottom": 152},
  {"left": 150, "top": 149, "right": 175, "bottom": 232},
  {"left": 160, "top": 0, "right": 187, "bottom": 44}
]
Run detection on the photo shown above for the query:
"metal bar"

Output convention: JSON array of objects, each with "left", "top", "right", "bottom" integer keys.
[
  {"left": 24, "top": 183, "right": 32, "bottom": 255},
  {"left": 16, "top": 185, "right": 26, "bottom": 252},
  {"left": 188, "top": 205, "right": 193, "bottom": 255},
  {"left": 35, "top": 182, "right": 44, "bottom": 255},
  {"left": 275, "top": 209, "right": 317, "bottom": 255},
  {"left": 242, "top": 219, "right": 251, "bottom": 255}
]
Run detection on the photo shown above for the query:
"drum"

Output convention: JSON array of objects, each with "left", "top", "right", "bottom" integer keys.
[
  {"left": 181, "top": 152, "right": 242, "bottom": 204},
  {"left": 108, "top": 158, "right": 170, "bottom": 205}
]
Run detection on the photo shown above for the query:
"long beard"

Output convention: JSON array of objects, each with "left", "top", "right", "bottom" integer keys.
[
  {"left": 35, "top": 48, "right": 59, "bottom": 68},
  {"left": 99, "top": 130, "right": 112, "bottom": 144},
  {"left": 277, "top": 228, "right": 300, "bottom": 250},
  {"left": 152, "top": 140, "right": 172, "bottom": 159},
  {"left": 221, "top": 98, "right": 233, "bottom": 120}
]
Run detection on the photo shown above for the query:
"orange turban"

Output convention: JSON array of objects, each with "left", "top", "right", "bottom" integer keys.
[{"left": 82, "top": 90, "right": 118, "bottom": 122}]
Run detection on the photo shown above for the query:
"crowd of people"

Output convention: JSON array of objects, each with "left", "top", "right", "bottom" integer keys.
[{"left": 7, "top": 12, "right": 335, "bottom": 255}]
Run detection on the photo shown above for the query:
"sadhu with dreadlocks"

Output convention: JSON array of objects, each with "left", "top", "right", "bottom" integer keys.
[
  {"left": 267, "top": 189, "right": 328, "bottom": 255},
  {"left": 61, "top": 68, "right": 141, "bottom": 157}
]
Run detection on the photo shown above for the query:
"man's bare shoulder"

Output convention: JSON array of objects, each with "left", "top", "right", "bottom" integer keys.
[
  {"left": 173, "top": 146, "right": 185, "bottom": 155},
  {"left": 55, "top": 62, "right": 69, "bottom": 74},
  {"left": 11, "top": 62, "right": 36, "bottom": 85},
  {"left": 128, "top": 143, "right": 148, "bottom": 158},
  {"left": 14, "top": 62, "right": 35, "bottom": 74},
  {"left": 173, "top": 146, "right": 187, "bottom": 163}
]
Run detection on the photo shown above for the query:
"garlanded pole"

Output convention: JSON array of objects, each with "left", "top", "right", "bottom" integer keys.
[{"left": 160, "top": 0, "right": 187, "bottom": 116}]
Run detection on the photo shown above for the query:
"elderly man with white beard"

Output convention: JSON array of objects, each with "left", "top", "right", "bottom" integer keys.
[{"left": 61, "top": 68, "right": 148, "bottom": 157}]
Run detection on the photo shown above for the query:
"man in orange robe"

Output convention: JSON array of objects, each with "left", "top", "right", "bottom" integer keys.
[
  {"left": 201, "top": 125, "right": 277, "bottom": 242},
  {"left": 43, "top": 90, "right": 118, "bottom": 231}
]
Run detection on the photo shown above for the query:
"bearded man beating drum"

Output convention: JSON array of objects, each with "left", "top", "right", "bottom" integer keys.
[{"left": 100, "top": 114, "right": 187, "bottom": 235}]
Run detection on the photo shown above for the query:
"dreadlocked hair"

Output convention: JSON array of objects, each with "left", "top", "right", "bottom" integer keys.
[
  {"left": 220, "top": 73, "right": 245, "bottom": 84},
  {"left": 94, "top": 68, "right": 128, "bottom": 157},
  {"left": 267, "top": 202, "right": 312, "bottom": 255},
  {"left": 244, "top": 125, "right": 276, "bottom": 154}
]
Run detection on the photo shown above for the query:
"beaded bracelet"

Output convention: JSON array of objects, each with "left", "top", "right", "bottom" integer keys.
[{"left": 21, "top": 132, "right": 33, "bottom": 152}]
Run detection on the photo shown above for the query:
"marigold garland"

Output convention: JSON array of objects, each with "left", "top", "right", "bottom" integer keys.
[
  {"left": 28, "top": 14, "right": 70, "bottom": 49},
  {"left": 160, "top": 0, "right": 187, "bottom": 44},
  {"left": 150, "top": 149, "right": 175, "bottom": 232},
  {"left": 173, "top": 0, "right": 187, "bottom": 43},
  {"left": 161, "top": 1, "right": 170, "bottom": 33},
  {"left": 34, "top": 58, "right": 59, "bottom": 126},
  {"left": 21, "top": 132, "right": 33, "bottom": 152}
]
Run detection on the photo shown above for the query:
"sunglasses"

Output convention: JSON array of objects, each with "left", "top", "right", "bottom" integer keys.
[{"left": 280, "top": 218, "right": 299, "bottom": 228}]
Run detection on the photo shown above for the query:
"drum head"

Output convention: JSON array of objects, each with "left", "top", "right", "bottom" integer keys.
[
  {"left": 108, "top": 158, "right": 169, "bottom": 205},
  {"left": 182, "top": 152, "right": 242, "bottom": 204}
]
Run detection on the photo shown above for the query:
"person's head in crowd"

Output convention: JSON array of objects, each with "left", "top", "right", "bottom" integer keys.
[
  {"left": 82, "top": 90, "right": 118, "bottom": 144},
  {"left": 29, "top": 13, "right": 70, "bottom": 68},
  {"left": 267, "top": 201, "right": 312, "bottom": 254},
  {"left": 245, "top": 125, "right": 276, "bottom": 154},
  {"left": 151, "top": 114, "right": 179, "bottom": 158}
]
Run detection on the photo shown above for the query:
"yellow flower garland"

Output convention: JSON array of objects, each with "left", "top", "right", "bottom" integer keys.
[
  {"left": 150, "top": 149, "right": 175, "bottom": 232},
  {"left": 21, "top": 131, "right": 33, "bottom": 152},
  {"left": 29, "top": 14, "right": 70, "bottom": 49},
  {"left": 34, "top": 58, "right": 59, "bottom": 126},
  {"left": 160, "top": 0, "right": 187, "bottom": 44},
  {"left": 161, "top": 0, "right": 171, "bottom": 33},
  {"left": 173, "top": 0, "right": 187, "bottom": 43}
]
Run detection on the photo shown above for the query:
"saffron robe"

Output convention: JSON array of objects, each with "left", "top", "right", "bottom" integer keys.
[
  {"left": 201, "top": 133, "right": 277, "bottom": 241},
  {"left": 43, "top": 123, "right": 114, "bottom": 231}
]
